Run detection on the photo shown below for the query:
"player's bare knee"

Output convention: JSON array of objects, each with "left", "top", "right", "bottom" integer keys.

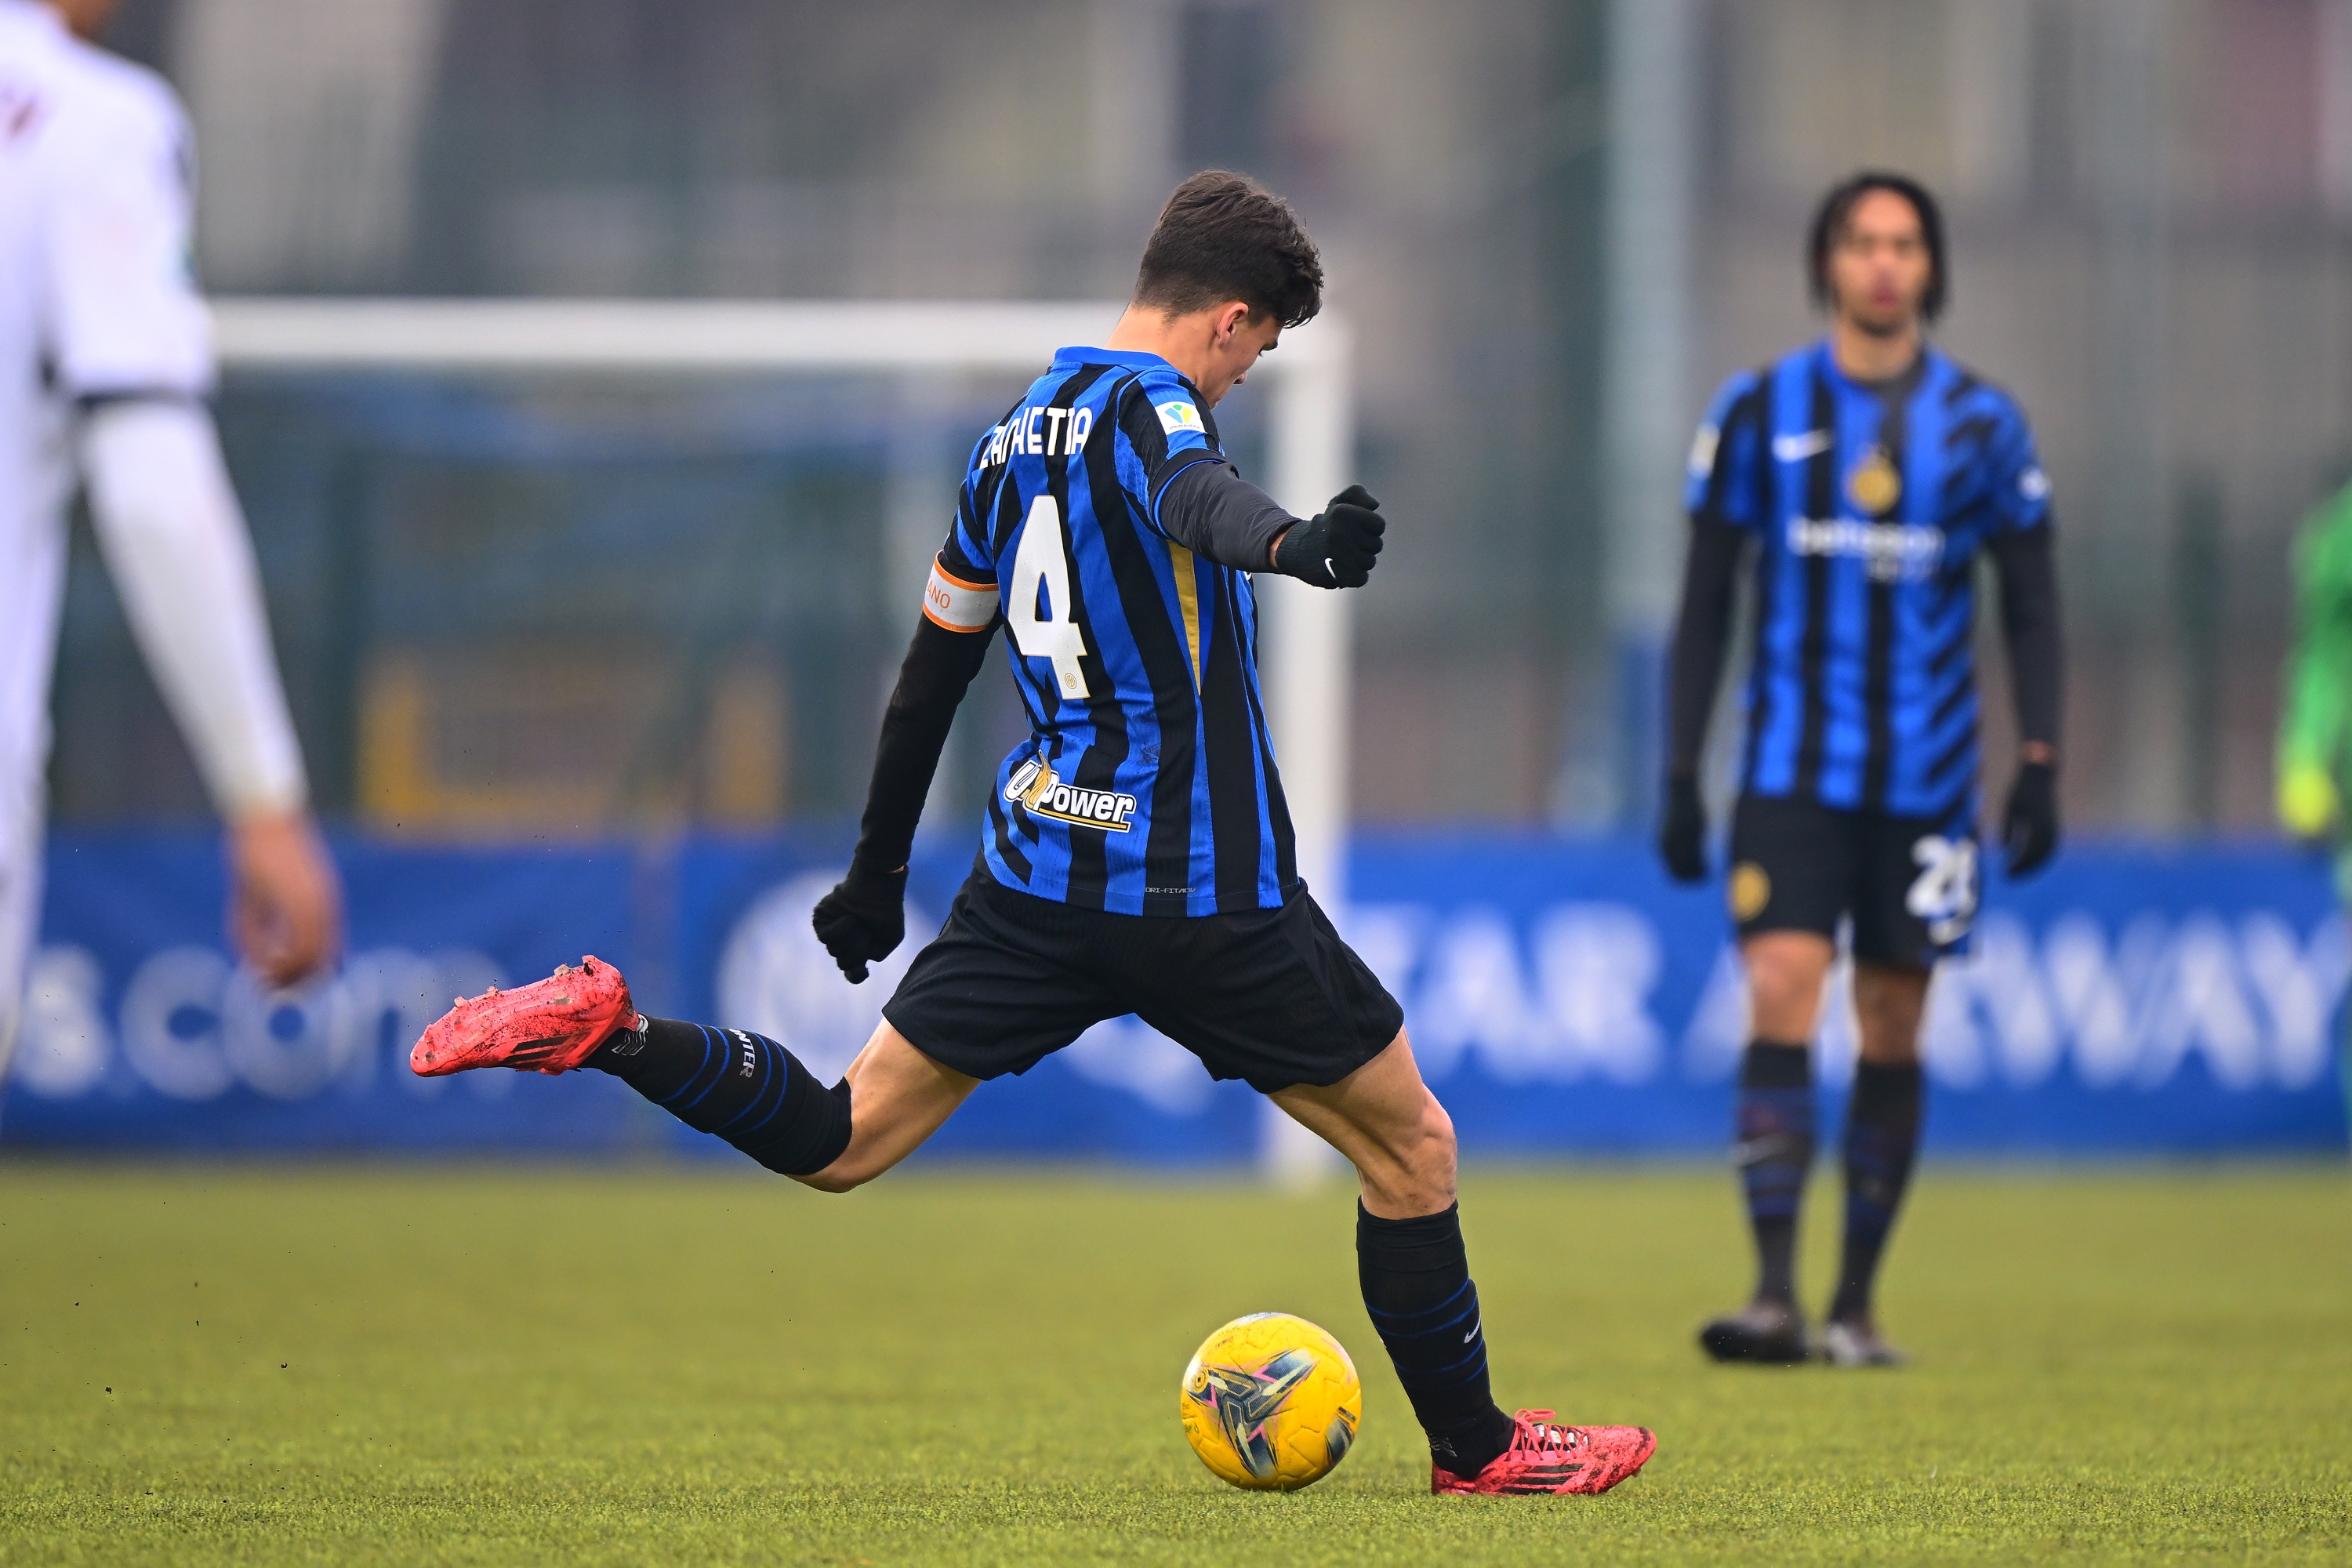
[
  {"left": 1367, "top": 1094, "right": 1456, "bottom": 1212},
  {"left": 793, "top": 1153, "right": 878, "bottom": 1194},
  {"left": 1857, "top": 1010, "right": 1925, "bottom": 1065},
  {"left": 1416, "top": 1094, "right": 1457, "bottom": 1179},
  {"left": 1746, "top": 942, "right": 1830, "bottom": 1040},
  {"left": 1853, "top": 964, "right": 1929, "bottom": 1061},
  {"left": 1749, "top": 955, "right": 1816, "bottom": 1005}
]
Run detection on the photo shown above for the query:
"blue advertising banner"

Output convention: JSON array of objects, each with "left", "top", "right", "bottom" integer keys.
[
  {"left": 1344, "top": 836, "right": 2350, "bottom": 1157},
  {"left": 9, "top": 829, "right": 2348, "bottom": 1160},
  {"left": 8, "top": 833, "right": 659, "bottom": 1153}
]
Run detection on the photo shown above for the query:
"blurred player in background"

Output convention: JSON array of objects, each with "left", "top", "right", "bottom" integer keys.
[
  {"left": 1661, "top": 172, "right": 2063, "bottom": 1366},
  {"left": 409, "top": 172, "right": 1657, "bottom": 1497},
  {"left": 2274, "top": 472, "right": 2352, "bottom": 1129},
  {"left": 0, "top": 0, "right": 340, "bottom": 1098}
]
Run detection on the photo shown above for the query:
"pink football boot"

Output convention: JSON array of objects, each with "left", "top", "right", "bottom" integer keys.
[
  {"left": 1432, "top": 1410, "right": 1657, "bottom": 1496},
  {"left": 409, "top": 956, "right": 640, "bottom": 1077}
]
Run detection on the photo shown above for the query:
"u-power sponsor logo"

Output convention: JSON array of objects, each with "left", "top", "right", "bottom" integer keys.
[{"left": 1004, "top": 758, "right": 1138, "bottom": 833}]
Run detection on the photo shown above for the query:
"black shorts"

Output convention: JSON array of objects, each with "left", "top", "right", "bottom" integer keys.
[
  {"left": 1727, "top": 793, "right": 1979, "bottom": 969},
  {"left": 882, "top": 870, "right": 1404, "bottom": 1094}
]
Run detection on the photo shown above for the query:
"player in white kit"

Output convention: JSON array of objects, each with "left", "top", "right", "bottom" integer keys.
[{"left": 0, "top": 0, "right": 339, "bottom": 1095}]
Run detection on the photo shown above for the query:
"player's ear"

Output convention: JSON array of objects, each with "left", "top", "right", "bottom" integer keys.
[{"left": 1214, "top": 300, "right": 1253, "bottom": 346}]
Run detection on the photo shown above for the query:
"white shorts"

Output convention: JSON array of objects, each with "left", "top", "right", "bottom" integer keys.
[{"left": 0, "top": 784, "right": 41, "bottom": 1080}]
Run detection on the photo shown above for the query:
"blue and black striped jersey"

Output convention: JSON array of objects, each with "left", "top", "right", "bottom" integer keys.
[
  {"left": 1686, "top": 339, "right": 2051, "bottom": 822},
  {"left": 926, "top": 346, "right": 1296, "bottom": 916}
]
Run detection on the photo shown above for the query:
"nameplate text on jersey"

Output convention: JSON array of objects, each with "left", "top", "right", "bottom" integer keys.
[{"left": 985, "top": 405, "right": 1095, "bottom": 468}]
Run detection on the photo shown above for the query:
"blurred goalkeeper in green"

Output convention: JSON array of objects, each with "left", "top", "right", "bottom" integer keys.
[
  {"left": 2278, "top": 477, "right": 2352, "bottom": 861},
  {"left": 2276, "top": 474, "right": 2352, "bottom": 1129}
]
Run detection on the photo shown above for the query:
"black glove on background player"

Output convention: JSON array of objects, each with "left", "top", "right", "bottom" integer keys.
[
  {"left": 811, "top": 858, "right": 908, "bottom": 983},
  {"left": 1659, "top": 775, "right": 1708, "bottom": 884},
  {"left": 1274, "top": 485, "right": 1385, "bottom": 588},
  {"left": 2001, "top": 760, "right": 2060, "bottom": 878}
]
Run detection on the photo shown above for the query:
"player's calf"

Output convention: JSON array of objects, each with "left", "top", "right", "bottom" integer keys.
[
  {"left": 1356, "top": 1200, "right": 1514, "bottom": 1477},
  {"left": 1356, "top": 1200, "right": 1656, "bottom": 1494},
  {"left": 1283, "top": 1040, "right": 1653, "bottom": 1491},
  {"left": 601, "top": 1014, "right": 855, "bottom": 1178}
]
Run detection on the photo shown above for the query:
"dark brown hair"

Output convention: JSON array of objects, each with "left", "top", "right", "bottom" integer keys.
[
  {"left": 1809, "top": 171, "right": 1949, "bottom": 321},
  {"left": 1134, "top": 170, "right": 1323, "bottom": 329}
]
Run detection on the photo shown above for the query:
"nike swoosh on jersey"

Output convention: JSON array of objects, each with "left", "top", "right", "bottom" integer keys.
[{"left": 1772, "top": 430, "right": 1834, "bottom": 462}]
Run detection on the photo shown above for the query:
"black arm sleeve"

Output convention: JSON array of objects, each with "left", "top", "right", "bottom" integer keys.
[
  {"left": 1156, "top": 457, "right": 1298, "bottom": 572},
  {"left": 1664, "top": 516, "right": 1748, "bottom": 779},
  {"left": 849, "top": 615, "right": 997, "bottom": 872},
  {"left": 1986, "top": 523, "right": 2063, "bottom": 748}
]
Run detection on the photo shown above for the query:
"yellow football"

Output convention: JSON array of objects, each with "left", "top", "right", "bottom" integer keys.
[{"left": 1179, "top": 1312, "right": 1362, "bottom": 1490}]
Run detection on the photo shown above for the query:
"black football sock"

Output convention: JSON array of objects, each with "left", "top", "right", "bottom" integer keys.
[
  {"left": 589, "top": 1016, "right": 853, "bottom": 1177},
  {"left": 1829, "top": 1060, "right": 1923, "bottom": 1324},
  {"left": 1735, "top": 1040, "right": 1816, "bottom": 1307},
  {"left": 1357, "top": 1203, "right": 1516, "bottom": 1478}
]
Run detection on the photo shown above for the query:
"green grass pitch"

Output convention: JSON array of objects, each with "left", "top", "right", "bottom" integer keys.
[{"left": 2, "top": 1161, "right": 2347, "bottom": 1565}]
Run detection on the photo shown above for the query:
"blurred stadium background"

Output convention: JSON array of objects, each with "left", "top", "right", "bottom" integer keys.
[
  {"left": 11, "top": 0, "right": 2352, "bottom": 1162},
  {"left": 59, "top": 0, "right": 2352, "bottom": 834},
  {"left": 10, "top": 9, "right": 2351, "bottom": 1559}
]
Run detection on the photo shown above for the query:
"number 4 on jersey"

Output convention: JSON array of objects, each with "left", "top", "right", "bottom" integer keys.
[{"left": 1007, "top": 493, "right": 1090, "bottom": 699}]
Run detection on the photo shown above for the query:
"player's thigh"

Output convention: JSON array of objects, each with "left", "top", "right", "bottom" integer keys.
[
  {"left": 1118, "top": 888, "right": 1402, "bottom": 1102},
  {"left": 1730, "top": 794, "right": 1853, "bottom": 1040},
  {"left": 812, "top": 875, "right": 1124, "bottom": 1191},
  {"left": 1728, "top": 793, "right": 1856, "bottom": 944},
  {"left": 800, "top": 1019, "right": 981, "bottom": 1192},
  {"left": 1268, "top": 1030, "right": 1456, "bottom": 1220},
  {"left": 1853, "top": 811, "right": 1978, "bottom": 973}
]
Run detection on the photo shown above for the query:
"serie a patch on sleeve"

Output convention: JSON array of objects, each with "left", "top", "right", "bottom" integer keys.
[
  {"left": 1156, "top": 399, "right": 1203, "bottom": 437},
  {"left": 924, "top": 557, "right": 1000, "bottom": 633}
]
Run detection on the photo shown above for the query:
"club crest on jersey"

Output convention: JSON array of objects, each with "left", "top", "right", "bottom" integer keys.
[
  {"left": 1846, "top": 445, "right": 1903, "bottom": 516},
  {"left": 1156, "top": 399, "right": 1203, "bottom": 437},
  {"left": 1004, "top": 758, "right": 1137, "bottom": 833}
]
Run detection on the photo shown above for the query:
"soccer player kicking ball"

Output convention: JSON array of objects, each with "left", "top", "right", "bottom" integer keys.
[
  {"left": 0, "top": 0, "right": 341, "bottom": 1103},
  {"left": 1661, "top": 172, "right": 2063, "bottom": 1367},
  {"left": 413, "top": 172, "right": 1654, "bottom": 1496}
]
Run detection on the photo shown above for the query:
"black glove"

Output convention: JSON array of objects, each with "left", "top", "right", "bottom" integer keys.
[
  {"left": 2001, "top": 761, "right": 2060, "bottom": 878},
  {"left": 1272, "top": 485, "right": 1385, "bottom": 588},
  {"left": 1658, "top": 775, "right": 1708, "bottom": 883},
  {"left": 810, "top": 859, "right": 908, "bottom": 983}
]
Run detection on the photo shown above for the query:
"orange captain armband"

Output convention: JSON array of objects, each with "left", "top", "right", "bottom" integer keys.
[{"left": 923, "top": 556, "right": 1000, "bottom": 633}]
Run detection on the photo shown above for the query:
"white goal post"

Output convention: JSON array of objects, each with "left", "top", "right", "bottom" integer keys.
[{"left": 210, "top": 297, "right": 1354, "bottom": 1178}]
